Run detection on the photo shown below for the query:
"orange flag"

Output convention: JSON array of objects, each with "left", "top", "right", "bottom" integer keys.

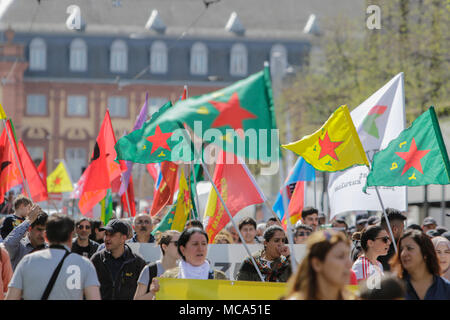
[
  {"left": 0, "top": 123, "right": 22, "bottom": 203},
  {"left": 18, "top": 140, "right": 48, "bottom": 202},
  {"left": 203, "top": 151, "right": 266, "bottom": 243},
  {"left": 150, "top": 161, "right": 178, "bottom": 216}
]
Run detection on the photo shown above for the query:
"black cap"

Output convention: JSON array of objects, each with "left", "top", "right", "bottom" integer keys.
[
  {"left": 99, "top": 219, "right": 129, "bottom": 235},
  {"left": 426, "top": 229, "right": 440, "bottom": 238}
]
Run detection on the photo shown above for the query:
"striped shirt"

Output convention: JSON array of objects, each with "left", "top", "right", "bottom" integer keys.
[{"left": 352, "top": 256, "right": 384, "bottom": 281}]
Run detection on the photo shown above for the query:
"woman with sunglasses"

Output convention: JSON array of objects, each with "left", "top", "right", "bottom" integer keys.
[
  {"left": 134, "top": 230, "right": 180, "bottom": 300},
  {"left": 351, "top": 225, "right": 391, "bottom": 284},
  {"left": 236, "top": 225, "right": 291, "bottom": 282}
]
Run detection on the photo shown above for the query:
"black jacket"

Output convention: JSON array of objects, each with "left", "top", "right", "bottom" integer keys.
[{"left": 90, "top": 244, "right": 146, "bottom": 300}]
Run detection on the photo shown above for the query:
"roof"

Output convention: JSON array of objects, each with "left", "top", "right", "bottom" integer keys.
[{"left": 0, "top": 0, "right": 365, "bottom": 40}]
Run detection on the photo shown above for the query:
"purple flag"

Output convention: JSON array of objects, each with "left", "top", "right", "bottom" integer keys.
[{"left": 118, "top": 93, "right": 148, "bottom": 196}]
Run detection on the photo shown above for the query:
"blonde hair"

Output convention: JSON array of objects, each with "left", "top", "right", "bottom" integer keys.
[
  {"left": 213, "top": 230, "right": 234, "bottom": 244},
  {"left": 285, "top": 230, "right": 351, "bottom": 300}
]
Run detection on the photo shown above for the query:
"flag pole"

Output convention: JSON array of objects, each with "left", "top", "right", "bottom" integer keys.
[
  {"left": 279, "top": 159, "right": 298, "bottom": 272},
  {"left": 2, "top": 119, "right": 32, "bottom": 198},
  {"left": 179, "top": 126, "right": 265, "bottom": 282}
]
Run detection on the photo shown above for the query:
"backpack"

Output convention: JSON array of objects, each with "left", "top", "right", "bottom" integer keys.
[{"left": 146, "top": 262, "right": 158, "bottom": 293}]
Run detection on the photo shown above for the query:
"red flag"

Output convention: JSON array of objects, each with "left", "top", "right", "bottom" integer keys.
[
  {"left": 78, "top": 110, "right": 124, "bottom": 214},
  {"left": 204, "top": 151, "right": 266, "bottom": 243},
  {"left": 146, "top": 163, "right": 159, "bottom": 182},
  {"left": 281, "top": 181, "right": 305, "bottom": 230},
  {"left": 37, "top": 151, "right": 47, "bottom": 191},
  {"left": 18, "top": 140, "right": 48, "bottom": 202},
  {"left": 121, "top": 175, "right": 136, "bottom": 217},
  {"left": 0, "top": 123, "right": 23, "bottom": 203},
  {"left": 150, "top": 161, "right": 178, "bottom": 216}
]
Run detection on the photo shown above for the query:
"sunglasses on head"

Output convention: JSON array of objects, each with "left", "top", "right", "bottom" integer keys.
[{"left": 375, "top": 236, "right": 390, "bottom": 243}]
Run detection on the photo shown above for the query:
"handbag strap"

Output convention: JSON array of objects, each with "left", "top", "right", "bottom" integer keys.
[
  {"left": 41, "top": 245, "right": 71, "bottom": 300},
  {"left": 146, "top": 262, "right": 158, "bottom": 293}
]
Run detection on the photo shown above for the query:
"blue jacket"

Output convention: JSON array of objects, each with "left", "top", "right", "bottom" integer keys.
[{"left": 405, "top": 274, "right": 450, "bottom": 300}]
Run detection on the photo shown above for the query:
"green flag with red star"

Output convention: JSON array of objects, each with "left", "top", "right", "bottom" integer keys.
[
  {"left": 364, "top": 107, "right": 450, "bottom": 191},
  {"left": 115, "top": 67, "right": 277, "bottom": 163}
]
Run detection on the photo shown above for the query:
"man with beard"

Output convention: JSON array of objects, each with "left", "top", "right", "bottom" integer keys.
[
  {"left": 72, "top": 218, "right": 99, "bottom": 258},
  {"left": 128, "top": 214, "right": 155, "bottom": 244}
]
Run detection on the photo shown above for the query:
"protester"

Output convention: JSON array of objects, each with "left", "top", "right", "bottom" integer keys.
[
  {"left": 318, "top": 213, "right": 326, "bottom": 226},
  {"left": 213, "top": 230, "right": 234, "bottom": 244},
  {"left": 134, "top": 230, "right": 181, "bottom": 300},
  {"left": 120, "top": 218, "right": 134, "bottom": 240},
  {"left": 390, "top": 229, "right": 450, "bottom": 300},
  {"left": 236, "top": 225, "right": 291, "bottom": 282},
  {"left": 0, "top": 192, "right": 14, "bottom": 215},
  {"left": 378, "top": 208, "right": 407, "bottom": 271},
  {"left": 128, "top": 214, "right": 155, "bottom": 243},
  {"left": 0, "top": 245, "right": 13, "bottom": 300},
  {"left": 238, "top": 217, "right": 259, "bottom": 244},
  {"left": 284, "top": 230, "right": 353, "bottom": 300},
  {"left": 359, "top": 273, "right": 406, "bottom": 300},
  {"left": 331, "top": 217, "right": 348, "bottom": 233},
  {"left": 301, "top": 207, "right": 319, "bottom": 231},
  {"left": 422, "top": 217, "right": 437, "bottom": 234},
  {"left": 184, "top": 219, "right": 204, "bottom": 230},
  {"left": 350, "top": 232, "right": 363, "bottom": 263},
  {"left": 265, "top": 217, "right": 281, "bottom": 228},
  {"left": 226, "top": 223, "right": 239, "bottom": 243},
  {"left": 71, "top": 218, "right": 99, "bottom": 259},
  {"left": 256, "top": 222, "right": 266, "bottom": 238},
  {"left": 431, "top": 236, "right": 450, "bottom": 281},
  {"left": 351, "top": 226, "right": 390, "bottom": 283},
  {"left": 0, "top": 195, "right": 33, "bottom": 239},
  {"left": 367, "top": 215, "right": 380, "bottom": 226},
  {"left": 89, "top": 219, "right": 105, "bottom": 244},
  {"left": 3, "top": 205, "right": 48, "bottom": 270},
  {"left": 293, "top": 223, "right": 312, "bottom": 244},
  {"left": 6, "top": 214, "right": 100, "bottom": 300},
  {"left": 355, "top": 213, "right": 368, "bottom": 232},
  {"left": 90, "top": 219, "right": 146, "bottom": 300}
]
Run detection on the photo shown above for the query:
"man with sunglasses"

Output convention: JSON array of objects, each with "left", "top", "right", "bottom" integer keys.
[
  {"left": 128, "top": 214, "right": 155, "bottom": 244},
  {"left": 72, "top": 218, "right": 99, "bottom": 259},
  {"left": 293, "top": 223, "right": 312, "bottom": 244}
]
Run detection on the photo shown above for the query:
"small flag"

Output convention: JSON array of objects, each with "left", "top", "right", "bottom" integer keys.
[
  {"left": 283, "top": 105, "right": 369, "bottom": 172},
  {"left": 18, "top": 140, "right": 48, "bottom": 202},
  {"left": 0, "top": 103, "right": 7, "bottom": 119},
  {"left": 364, "top": 106, "right": 450, "bottom": 190},
  {"left": 47, "top": 162, "right": 74, "bottom": 193}
]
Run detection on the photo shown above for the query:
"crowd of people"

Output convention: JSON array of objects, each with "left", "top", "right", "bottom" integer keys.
[{"left": 0, "top": 194, "right": 449, "bottom": 300}]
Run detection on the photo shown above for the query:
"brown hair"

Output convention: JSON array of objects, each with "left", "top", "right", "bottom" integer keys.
[
  {"left": 213, "top": 230, "right": 234, "bottom": 244},
  {"left": 286, "top": 230, "right": 350, "bottom": 300},
  {"left": 390, "top": 230, "right": 441, "bottom": 279},
  {"left": 155, "top": 230, "right": 180, "bottom": 255},
  {"left": 352, "top": 225, "right": 384, "bottom": 252},
  {"left": 13, "top": 195, "right": 32, "bottom": 211}
]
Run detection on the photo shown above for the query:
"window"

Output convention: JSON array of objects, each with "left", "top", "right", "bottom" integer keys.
[
  {"left": 190, "top": 42, "right": 208, "bottom": 75},
  {"left": 230, "top": 43, "right": 247, "bottom": 76},
  {"left": 110, "top": 39, "right": 128, "bottom": 73},
  {"left": 148, "top": 97, "right": 169, "bottom": 118},
  {"left": 150, "top": 41, "right": 168, "bottom": 74},
  {"left": 65, "top": 147, "right": 86, "bottom": 181},
  {"left": 27, "top": 147, "right": 44, "bottom": 164},
  {"left": 67, "top": 95, "right": 87, "bottom": 116},
  {"left": 70, "top": 38, "right": 87, "bottom": 71},
  {"left": 26, "top": 95, "right": 47, "bottom": 116},
  {"left": 108, "top": 96, "right": 128, "bottom": 117},
  {"left": 29, "top": 38, "right": 46, "bottom": 71},
  {"left": 270, "top": 44, "right": 287, "bottom": 78}
]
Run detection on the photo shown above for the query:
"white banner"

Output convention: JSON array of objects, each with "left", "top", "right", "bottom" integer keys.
[
  {"left": 328, "top": 73, "right": 407, "bottom": 218},
  {"left": 128, "top": 243, "right": 306, "bottom": 281}
]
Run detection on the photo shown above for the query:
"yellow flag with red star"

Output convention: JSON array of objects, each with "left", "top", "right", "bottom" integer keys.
[
  {"left": 47, "top": 161, "right": 73, "bottom": 193},
  {"left": 282, "top": 105, "right": 369, "bottom": 172}
]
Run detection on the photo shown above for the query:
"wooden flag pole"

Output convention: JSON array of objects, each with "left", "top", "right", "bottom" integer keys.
[{"left": 178, "top": 125, "right": 265, "bottom": 282}]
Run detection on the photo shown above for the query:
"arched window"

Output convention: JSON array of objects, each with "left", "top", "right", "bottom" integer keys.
[
  {"left": 110, "top": 39, "right": 128, "bottom": 73},
  {"left": 29, "top": 38, "right": 46, "bottom": 71},
  {"left": 230, "top": 43, "right": 247, "bottom": 76},
  {"left": 150, "top": 41, "right": 167, "bottom": 74},
  {"left": 190, "top": 42, "right": 208, "bottom": 75},
  {"left": 270, "top": 44, "right": 287, "bottom": 79},
  {"left": 70, "top": 38, "right": 87, "bottom": 72}
]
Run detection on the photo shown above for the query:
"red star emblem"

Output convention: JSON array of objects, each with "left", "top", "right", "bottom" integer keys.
[
  {"left": 146, "top": 125, "right": 173, "bottom": 154},
  {"left": 209, "top": 92, "right": 257, "bottom": 138},
  {"left": 318, "top": 131, "right": 343, "bottom": 161},
  {"left": 395, "top": 138, "right": 430, "bottom": 175},
  {"left": 53, "top": 176, "right": 61, "bottom": 185}
]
